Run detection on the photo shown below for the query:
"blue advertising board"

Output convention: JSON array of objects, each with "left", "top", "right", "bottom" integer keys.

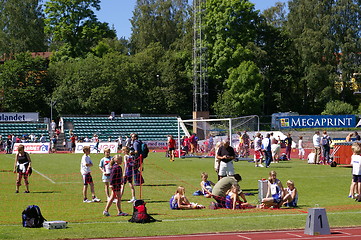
[{"left": 279, "top": 115, "right": 356, "bottom": 129}]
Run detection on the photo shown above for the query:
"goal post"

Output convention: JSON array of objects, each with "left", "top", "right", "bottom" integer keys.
[{"left": 177, "top": 115, "right": 259, "bottom": 158}]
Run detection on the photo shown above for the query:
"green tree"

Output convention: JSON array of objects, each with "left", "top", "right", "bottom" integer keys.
[
  {"left": 213, "top": 61, "right": 264, "bottom": 117},
  {"left": 0, "top": 53, "right": 53, "bottom": 115},
  {"left": 332, "top": 0, "right": 361, "bottom": 104},
  {"left": 0, "top": 0, "right": 46, "bottom": 56},
  {"left": 204, "top": 0, "right": 261, "bottom": 112},
  {"left": 322, "top": 100, "right": 354, "bottom": 115},
  {"left": 130, "top": 0, "right": 191, "bottom": 53},
  {"left": 44, "top": 0, "right": 116, "bottom": 59},
  {"left": 287, "top": 0, "right": 340, "bottom": 113}
]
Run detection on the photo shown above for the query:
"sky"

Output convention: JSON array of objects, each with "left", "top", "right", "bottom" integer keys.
[{"left": 96, "top": 0, "right": 288, "bottom": 39}]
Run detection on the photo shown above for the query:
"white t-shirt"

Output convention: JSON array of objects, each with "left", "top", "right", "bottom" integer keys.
[
  {"left": 298, "top": 140, "right": 303, "bottom": 149},
  {"left": 313, "top": 134, "right": 320, "bottom": 147},
  {"left": 351, "top": 155, "right": 361, "bottom": 175},
  {"left": 80, "top": 154, "right": 92, "bottom": 175}
]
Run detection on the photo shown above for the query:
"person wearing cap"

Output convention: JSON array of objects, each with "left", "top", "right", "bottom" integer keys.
[{"left": 216, "top": 139, "right": 236, "bottom": 179}]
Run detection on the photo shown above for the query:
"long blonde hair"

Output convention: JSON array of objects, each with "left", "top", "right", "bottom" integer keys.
[{"left": 175, "top": 186, "right": 185, "bottom": 195}]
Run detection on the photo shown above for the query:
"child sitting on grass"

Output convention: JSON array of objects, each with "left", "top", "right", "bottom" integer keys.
[
  {"left": 225, "top": 184, "right": 253, "bottom": 210},
  {"left": 260, "top": 171, "right": 285, "bottom": 209},
  {"left": 200, "top": 172, "right": 215, "bottom": 198},
  {"left": 170, "top": 186, "right": 205, "bottom": 210},
  {"left": 283, "top": 180, "right": 298, "bottom": 207}
]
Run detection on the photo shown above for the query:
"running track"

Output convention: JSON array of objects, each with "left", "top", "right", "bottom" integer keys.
[{"left": 84, "top": 227, "right": 361, "bottom": 240}]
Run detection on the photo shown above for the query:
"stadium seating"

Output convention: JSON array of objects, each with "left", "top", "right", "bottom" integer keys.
[
  {"left": 0, "top": 123, "right": 49, "bottom": 141},
  {"left": 62, "top": 116, "right": 185, "bottom": 142}
]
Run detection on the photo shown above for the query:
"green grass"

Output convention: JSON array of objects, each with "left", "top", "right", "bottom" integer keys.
[{"left": 1, "top": 152, "right": 360, "bottom": 239}]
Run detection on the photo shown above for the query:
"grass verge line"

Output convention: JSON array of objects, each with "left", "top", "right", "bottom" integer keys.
[
  {"left": 1, "top": 211, "right": 360, "bottom": 227},
  {"left": 66, "top": 210, "right": 361, "bottom": 225},
  {"left": 32, "top": 168, "right": 56, "bottom": 184}
]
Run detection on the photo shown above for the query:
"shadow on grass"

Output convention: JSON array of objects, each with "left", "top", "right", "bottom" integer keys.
[
  {"left": 143, "top": 184, "right": 177, "bottom": 187},
  {"left": 31, "top": 191, "right": 61, "bottom": 194}
]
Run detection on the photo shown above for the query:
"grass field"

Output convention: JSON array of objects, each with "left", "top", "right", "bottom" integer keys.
[{"left": 1, "top": 151, "right": 361, "bottom": 239}]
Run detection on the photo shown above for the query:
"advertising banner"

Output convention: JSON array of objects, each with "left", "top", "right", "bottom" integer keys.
[
  {"left": 75, "top": 142, "right": 119, "bottom": 153},
  {"left": 0, "top": 112, "right": 39, "bottom": 122},
  {"left": 279, "top": 115, "right": 356, "bottom": 129},
  {"left": 13, "top": 143, "right": 50, "bottom": 154}
]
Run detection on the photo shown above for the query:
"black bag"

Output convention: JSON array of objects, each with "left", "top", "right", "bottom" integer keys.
[
  {"left": 22, "top": 205, "right": 46, "bottom": 228},
  {"left": 128, "top": 200, "right": 160, "bottom": 223}
]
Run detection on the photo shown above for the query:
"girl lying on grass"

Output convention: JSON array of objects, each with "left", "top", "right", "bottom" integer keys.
[{"left": 170, "top": 186, "right": 205, "bottom": 209}]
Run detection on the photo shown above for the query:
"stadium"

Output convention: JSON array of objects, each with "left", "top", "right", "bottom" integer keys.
[{"left": 1, "top": 0, "right": 361, "bottom": 239}]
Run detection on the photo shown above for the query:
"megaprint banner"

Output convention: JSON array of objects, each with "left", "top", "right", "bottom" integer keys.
[{"left": 279, "top": 115, "right": 356, "bottom": 128}]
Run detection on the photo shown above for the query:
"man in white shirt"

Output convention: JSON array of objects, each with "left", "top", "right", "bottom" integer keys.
[{"left": 313, "top": 131, "right": 321, "bottom": 164}]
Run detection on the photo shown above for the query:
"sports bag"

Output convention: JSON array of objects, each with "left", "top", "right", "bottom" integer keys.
[{"left": 22, "top": 205, "right": 46, "bottom": 228}]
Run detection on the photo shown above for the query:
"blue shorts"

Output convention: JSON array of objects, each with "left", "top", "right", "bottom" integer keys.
[
  {"left": 82, "top": 173, "right": 93, "bottom": 185},
  {"left": 352, "top": 175, "right": 361, "bottom": 183},
  {"left": 272, "top": 194, "right": 282, "bottom": 204}
]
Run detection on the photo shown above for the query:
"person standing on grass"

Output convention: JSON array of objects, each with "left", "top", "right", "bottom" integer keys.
[
  {"left": 298, "top": 136, "right": 305, "bottom": 160},
  {"left": 168, "top": 135, "right": 176, "bottom": 162},
  {"left": 217, "top": 139, "right": 236, "bottom": 179},
  {"left": 321, "top": 131, "right": 332, "bottom": 164},
  {"left": 80, "top": 146, "right": 101, "bottom": 203},
  {"left": 348, "top": 142, "right": 361, "bottom": 199},
  {"left": 121, "top": 146, "right": 137, "bottom": 203},
  {"left": 103, "top": 155, "right": 129, "bottom": 216},
  {"left": 284, "top": 133, "right": 293, "bottom": 160},
  {"left": 99, "top": 148, "right": 112, "bottom": 202},
  {"left": 313, "top": 131, "right": 321, "bottom": 164},
  {"left": 254, "top": 133, "right": 264, "bottom": 167},
  {"left": 262, "top": 133, "right": 272, "bottom": 168},
  {"left": 13, "top": 144, "right": 31, "bottom": 193}
]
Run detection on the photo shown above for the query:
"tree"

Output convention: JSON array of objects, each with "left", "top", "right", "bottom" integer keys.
[
  {"left": 44, "top": 0, "right": 116, "bottom": 59},
  {"left": 322, "top": 100, "right": 354, "bottom": 115},
  {"left": 130, "top": 0, "right": 191, "bottom": 53},
  {"left": 204, "top": 0, "right": 261, "bottom": 112},
  {"left": 0, "top": 0, "right": 46, "bottom": 56},
  {"left": 0, "top": 53, "right": 53, "bottom": 115},
  {"left": 213, "top": 61, "right": 264, "bottom": 117},
  {"left": 286, "top": 0, "right": 350, "bottom": 113}
]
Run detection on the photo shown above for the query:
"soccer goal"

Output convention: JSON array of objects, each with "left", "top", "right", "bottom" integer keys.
[{"left": 177, "top": 115, "right": 259, "bottom": 157}]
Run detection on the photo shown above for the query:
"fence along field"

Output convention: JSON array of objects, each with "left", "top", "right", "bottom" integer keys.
[{"left": 1, "top": 151, "right": 361, "bottom": 239}]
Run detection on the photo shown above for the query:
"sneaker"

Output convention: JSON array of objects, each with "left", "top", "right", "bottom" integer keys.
[
  {"left": 117, "top": 212, "right": 129, "bottom": 216},
  {"left": 348, "top": 195, "right": 353, "bottom": 198},
  {"left": 83, "top": 199, "right": 92, "bottom": 203},
  {"left": 24, "top": 191, "right": 30, "bottom": 193},
  {"left": 255, "top": 165, "right": 259, "bottom": 167},
  {"left": 92, "top": 197, "right": 101, "bottom": 202},
  {"left": 128, "top": 197, "right": 136, "bottom": 203},
  {"left": 15, "top": 190, "right": 19, "bottom": 193},
  {"left": 103, "top": 211, "right": 110, "bottom": 216},
  {"left": 259, "top": 164, "right": 264, "bottom": 167}
]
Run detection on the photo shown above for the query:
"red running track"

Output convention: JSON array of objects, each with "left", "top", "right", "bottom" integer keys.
[{"left": 90, "top": 227, "right": 361, "bottom": 240}]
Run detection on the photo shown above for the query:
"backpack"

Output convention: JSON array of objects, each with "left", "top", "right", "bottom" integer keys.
[
  {"left": 22, "top": 205, "right": 46, "bottom": 228},
  {"left": 321, "top": 137, "right": 329, "bottom": 146},
  {"left": 140, "top": 141, "right": 149, "bottom": 159},
  {"left": 128, "top": 200, "right": 160, "bottom": 223}
]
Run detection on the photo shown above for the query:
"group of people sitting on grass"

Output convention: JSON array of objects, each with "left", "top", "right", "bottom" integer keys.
[{"left": 169, "top": 171, "right": 298, "bottom": 210}]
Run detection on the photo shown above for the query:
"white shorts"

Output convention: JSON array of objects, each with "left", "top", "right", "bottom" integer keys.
[
  {"left": 218, "top": 161, "right": 235, "bottom": 177},
  {"left": 271, "top": 144, "right": 280, "bottom": 156},
  {"left": 298, "top": 148, "right": 305, "bottom": 156}
]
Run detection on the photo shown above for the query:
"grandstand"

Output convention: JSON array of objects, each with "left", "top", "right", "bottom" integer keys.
[
  {"left": 62, "top": 116, "right": 187, "bottom": 142},
  {"left": 0, "top": 122, "right": 49, "bottom": 141}
]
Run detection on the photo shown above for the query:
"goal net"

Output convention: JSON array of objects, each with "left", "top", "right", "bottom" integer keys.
[{"left": 177, "top": 115, "right": 259, "bottom": 156}]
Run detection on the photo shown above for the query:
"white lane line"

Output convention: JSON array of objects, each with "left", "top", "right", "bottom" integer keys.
[{"left": 32, "top": 168, "right": 56, "bottom": 184}]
